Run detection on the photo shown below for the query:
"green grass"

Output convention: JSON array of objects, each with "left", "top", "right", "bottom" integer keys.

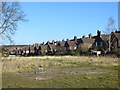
[
  {"left": 2, "top": 56, "right": 119, "bottom": 88},
  {"left": 2, "top": 72, "right": 118, "bottom": 88}
]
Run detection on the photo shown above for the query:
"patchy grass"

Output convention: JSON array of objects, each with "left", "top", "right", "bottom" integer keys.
[
  {"left": 2, "top": 72, "right": 118, "bottom": 88},
  {"left": 2, "top": 56, "right": 119, "bottom": 88}
]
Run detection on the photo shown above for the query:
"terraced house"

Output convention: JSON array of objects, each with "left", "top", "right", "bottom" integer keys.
[
  {"left": 93, "top": 30, "right": 109, "bottom": 54},
  {"left": 56, "top": 40, "right": 66, "bottom": 55},
  {"left": 39, "top": 44, "right": 48, "bottom": 55},
  {"left": 2, "top": 30, "right": 120, "bottom": 56},
  {"left": 111, "top": 30, "right": 120, "bottom": 54}
]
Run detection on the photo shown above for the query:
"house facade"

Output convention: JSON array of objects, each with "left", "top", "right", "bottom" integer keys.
[
  {"left": 56, "top": 41, "right": 66, "bottom": 55},
  {"left": 77, "top": 36, "right": 95, "bottom": 53},
  {"left": 93, "top": 30, "right": 109, "bottom": 54},
  {"left": 39, "top": 44, "right": 48, "bottom": 55},
  {"left": 2, "top": 30, "right": 120, "bottom": 56},
  {"left": 111, "top": 30, "right": 120, "bottom": 54},
  {"left": 47, "top": 42, "right": 57, "bottom": 55}
]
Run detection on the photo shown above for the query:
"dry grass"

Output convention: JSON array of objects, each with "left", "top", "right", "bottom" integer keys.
[
  {"left": 2, "top": 56, "right": 118, "bottom": 73},
  {"left": 2, "top": 56, "right": 119, "bottom": 88}
]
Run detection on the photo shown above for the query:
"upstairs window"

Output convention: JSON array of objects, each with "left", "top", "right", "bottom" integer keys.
[{"left": 96, "top": 42, "right": 103, "bottom": 47}]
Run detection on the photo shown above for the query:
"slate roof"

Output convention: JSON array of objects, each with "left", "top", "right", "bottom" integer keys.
[
  {"left": 80, "top": 38, "right": 95, "bottom": 44},
  {"left": 66, "top": 41, "right": 77, "bottom": 46},
  {"left": 29, "top": 46, "right": 35, "bottom": 51},
  {"left": 114, "top": 33, "right": 120, "bottom": 40},
  {"left": 40, "top": 45, "right": 48, "bottom": 51},
  {"left": 48, "top": 44, "right": 56, "bottom": 49},
  {"left": 100, "top": 35, "right": 109, "bottom": 41},
  {"left": 59, "top": 41, "right": 65, "bottom": 46},
  {"left": 93, "top": 34, "right": 109, "bottom": 42}
]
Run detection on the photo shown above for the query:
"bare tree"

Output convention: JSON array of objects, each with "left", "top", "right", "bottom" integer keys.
[
  {"left": 0, "top": 1, "right": 26, "bottom": 43},
  {"left": 104, "top": 17, "right": 115, "bottom": 52}
]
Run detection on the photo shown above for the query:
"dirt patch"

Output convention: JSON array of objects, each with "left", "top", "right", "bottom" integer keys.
[{"left": 25, "top": 66, "right": 110, "bottom": 80}]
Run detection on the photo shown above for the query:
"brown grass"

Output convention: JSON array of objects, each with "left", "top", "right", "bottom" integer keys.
[
  {"left": 2, "top": 56, "right": 119, "bottom": 88},
  {"left": 2, "top": 56, "right": 118, "bottom": 73}
]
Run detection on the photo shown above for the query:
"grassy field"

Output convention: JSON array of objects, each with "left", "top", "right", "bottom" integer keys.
[{"left": 2, "top": 56, "right": 119, "bottom": 88}]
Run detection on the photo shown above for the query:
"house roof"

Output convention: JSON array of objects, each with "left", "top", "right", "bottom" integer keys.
[
  {"left": 48, "top": 44, "right": 56, "bottom": 49},
  {"left": 59, "top": 41, "right": 65, "bottom": 46},
  {"left": 66, "top": 41, "right": 77, "bottom": 47},
  {"left": 30, "top": 46, "right": 35, "bottom": 51},
  {"left": 25, "top": 46, "right": 30, "bottom": 50},
  {"left": 100, "top": 34, "right": 109, "bottom": 41},
  {"left": 93, "top": 34, "right": 109, "bottom": 42},
  {"left": 81, "top": 38, "right": 95, "bottom": 44},
  {"left": 4, "top": 45, "right": 28, "bottom": 51},
  {"left": 114, "top": 33, "right": 120, "bottom": 40},
  {"left": 40, "top": 45, "right": 48, "bottom": 51}
]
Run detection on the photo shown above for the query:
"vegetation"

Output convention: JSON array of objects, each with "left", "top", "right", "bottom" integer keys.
[
  {"left": 0, "top": 47, "right": 9, "bottom": 57},
  {"left": 0, "top": 2, "right": 27, "bottom": 43},
  {"left": 2, "top": 56, "right": 119, "bottom": 88}
]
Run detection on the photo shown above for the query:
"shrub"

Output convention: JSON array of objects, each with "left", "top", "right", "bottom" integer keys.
[{"left": 1, "top": 48, "right": 9, "bottom": 57}]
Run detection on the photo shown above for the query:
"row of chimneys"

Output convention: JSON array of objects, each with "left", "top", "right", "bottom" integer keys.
[
  {"left": 33, "top": 29, "right": 120, "bottom": 46},
  {"left": 34, "top": 30, "right": 100, "bottom": 46}
]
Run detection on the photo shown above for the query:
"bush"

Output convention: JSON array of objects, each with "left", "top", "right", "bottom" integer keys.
[
  {"left": 79, "top": 43, "right": 91, "bottom": 56},
  {"left": 67, "top": 50, "right": 80, "bottom": 56},
  {"left": 1, "top": 49, "right": 9, "bottom": 57},
  {"left": 80, "top": 43, "right": 89, "bottom": 53}
]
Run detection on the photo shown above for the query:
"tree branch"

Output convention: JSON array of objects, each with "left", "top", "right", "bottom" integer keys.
[{"left": 0, "top": 2, "right": 27, "bottom": 43}]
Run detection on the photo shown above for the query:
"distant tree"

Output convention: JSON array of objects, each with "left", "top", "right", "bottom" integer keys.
[
  {"left": 104, "top": 17, "right": 115, "bottom": 52},
  {"left": 0, "top": 1, "right": 27, "bottom": 43},
  {"left": 1, "top": 46, "right": 9, "bottom": 57},
  {"left": 56, "top": 46, "right": 66, "bottom": 55}
]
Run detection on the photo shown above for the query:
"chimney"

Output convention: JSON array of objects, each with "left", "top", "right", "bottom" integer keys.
[
  {"left": 97, "top": 30, "right": 101, "bottom": 37},
  {"left": 82, "top": 35, "right": 86, "bottom": 38},
  {"left": 42, "top": 42, "right": 44, "bottom": 45},
  {"left": 62, "top": 39, "right": 65, "bottom": 42},
  {"left": 46, "top": 41, "right": 50, "bottom": 45},
  {"left": 66, "top": 39, "right": 69, "bottom": 41},
  {"left": 89, "top": 33, "right": 92, "bottom": 39},
  {"left": 52, "top": 40, "right": 55, "bottom": 44},
  {"left": 74, "top": 36, "right": 77, "bottom": 41}
]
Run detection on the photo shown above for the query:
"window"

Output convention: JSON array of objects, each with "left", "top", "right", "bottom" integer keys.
[
  {"left": 96, "top": 42, "right": 102, "bottom": 47},
  {"left": 100, "top": 42, "right": 103, "bottom": 47}
]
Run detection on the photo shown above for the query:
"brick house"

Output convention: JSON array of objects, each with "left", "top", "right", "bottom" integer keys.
[
  {"left": 15, "top": 45, "right": 26, "bottom": 56},
  {"left": 34, "top": 45, "right": 40, "bottom": 56},
  {"left": 111, "top": 30, "right": 120, "bottom": 54},
  {"left": 21, "top": 45, "right": 30, "bottom": 56},
  {"left": 6, "top": 45, "right": 16, "bottom": 55},
  {"left": 77, "top": 36, "right": 95, "bottom": 53},
  {"left": 93, "top": 30, "right": 109, "bottom": 53},
  {"left": 47, "top": 44, "right": 57, "bottom": 55},
  {"left": 64, "top": 39, "right": 78, "bottom": 55},
  {"left": 29, "top": 45, "right": 35, "bottom": 56},
  {"left": 56, "top": 40, "right": 66, "bottom": 55},
  {"left": 39, "top": 44, "right": 48, "bottom": 55}
]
